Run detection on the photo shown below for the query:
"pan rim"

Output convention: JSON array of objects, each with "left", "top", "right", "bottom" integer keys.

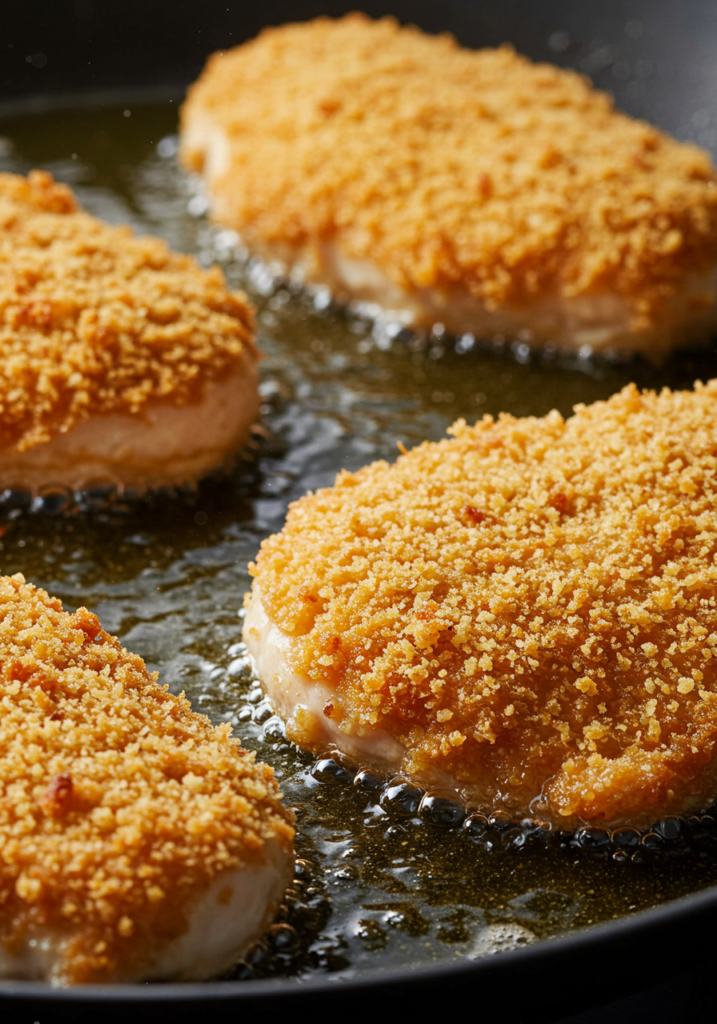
[
  {"left": 1, "top": 72, "right": 716, "bottom": 1009},
  {"left": 0, "top": 876, "right": 715, "bottom": 1002}
]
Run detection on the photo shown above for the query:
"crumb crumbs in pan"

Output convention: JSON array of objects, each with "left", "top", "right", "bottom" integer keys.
[
  {"left": 0, "top": 170, "right": 260, "bottom": 493},
  {"left": 181, "top": 14, "right": 717, "bottom": 358},
  {"left": 0, "top": 574, "right": 294, "bottom": 985},
  {"left": 245, "top": 381, "right": 717, "bottom": 828}
]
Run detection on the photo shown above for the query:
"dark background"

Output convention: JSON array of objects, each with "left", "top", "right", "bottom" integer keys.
[{"left": 2, "top": 0, "right": 717, "bottom": 155}]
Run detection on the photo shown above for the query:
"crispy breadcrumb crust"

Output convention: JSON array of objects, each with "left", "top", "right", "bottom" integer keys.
[
  {"left": 251, "top": 382, "right": 717, "bottom": 825},
  {"left": 0, "top": 171, "right": 257, "bottom": 452},
  {"left": 0, "top": 574, "right": 293, "bottom": 984},
  {"left": 181, "top": 14, "right": 717, "bottom": 330}
]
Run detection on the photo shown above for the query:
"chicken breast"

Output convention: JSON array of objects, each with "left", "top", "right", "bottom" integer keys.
[
  {"left": 245, "top": 381, "right": 717, "bottom": 828},
  {"left": 0, "top": 574, "right": 294, "bottom": 985},
  {"left": 181, "top": 14, "right": 717, "bottom": 359},
  {"left": 0, "top": 171, "right": 259, "bottom": 494}
]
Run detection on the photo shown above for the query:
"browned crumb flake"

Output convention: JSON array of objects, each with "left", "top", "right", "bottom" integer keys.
[
  {"left": 252, "top": 381, "right": 717, "bottom": 826},
  {"left": 0, "top": 575, "right": 293, "bottom": 983},
  {"left": 181, "top": 14, "right": 717, "bottom": 326},
  {"left": 0, "top": 171, "right": 257, "bottom": 451}
]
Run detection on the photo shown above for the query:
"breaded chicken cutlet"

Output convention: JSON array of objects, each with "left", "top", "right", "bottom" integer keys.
[
  {"left": 181, "top": 15, "right": 717, "bottom": 359},
  {"left": 245, "top": 381, "right": 717, "bottom": 828},
  {"left": 0, "top": 171, "right": 259, "bottom": 494},
  {"left": 0, "top": 574, "right": 293, "bottom": 985}
]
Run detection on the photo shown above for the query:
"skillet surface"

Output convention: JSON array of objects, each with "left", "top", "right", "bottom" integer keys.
[{"left": 3, "top": 2, "right": 717, "bottom": 1020}]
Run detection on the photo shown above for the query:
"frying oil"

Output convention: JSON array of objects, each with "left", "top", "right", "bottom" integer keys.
[{"left": 2, "top": 100, "right": 717, "bottom": 981}]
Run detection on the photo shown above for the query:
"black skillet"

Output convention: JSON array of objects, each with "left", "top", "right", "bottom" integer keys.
[{"left": 3, "top": 1, "right": 717, "bottom": 1021}]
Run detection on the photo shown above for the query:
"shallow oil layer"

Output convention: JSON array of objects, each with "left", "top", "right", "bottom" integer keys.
[{"left": 3, "top": 100, "right": 717, "bottom": 981}]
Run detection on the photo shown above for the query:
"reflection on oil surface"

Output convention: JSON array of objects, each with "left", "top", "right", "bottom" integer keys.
[{"left": 2, "top": 100, "right": 717, "bottom": 981}]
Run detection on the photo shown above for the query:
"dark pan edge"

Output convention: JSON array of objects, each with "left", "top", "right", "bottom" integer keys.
[
  {"left": 0, "top": 86, "right": 184, "bottom": 121},
  {"left": 0, "top": 877, "right": 715, "bottom": 1012}
]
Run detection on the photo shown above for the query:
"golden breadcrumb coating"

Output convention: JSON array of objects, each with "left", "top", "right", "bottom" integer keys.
[
  {"left": 181, "top": 14, "right": 717, "bottom": 333},
  {"left": 250, "top": 381, "right": 717, "bottom": 826},
  {"left": 0, "top": 171, "right": 257, "bottom": 452},
  {"left": 0, "top": 574, "right": 293, "bottom": 984}
]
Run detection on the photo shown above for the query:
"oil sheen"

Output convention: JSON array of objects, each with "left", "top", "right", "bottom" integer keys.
[{"left": 2, "top": 100, "right": 717, "bottom": 982}]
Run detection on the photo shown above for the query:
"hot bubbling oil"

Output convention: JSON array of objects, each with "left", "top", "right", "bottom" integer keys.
[{"left": 2, "top": 100, "right": 717, "bottom": 981}]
